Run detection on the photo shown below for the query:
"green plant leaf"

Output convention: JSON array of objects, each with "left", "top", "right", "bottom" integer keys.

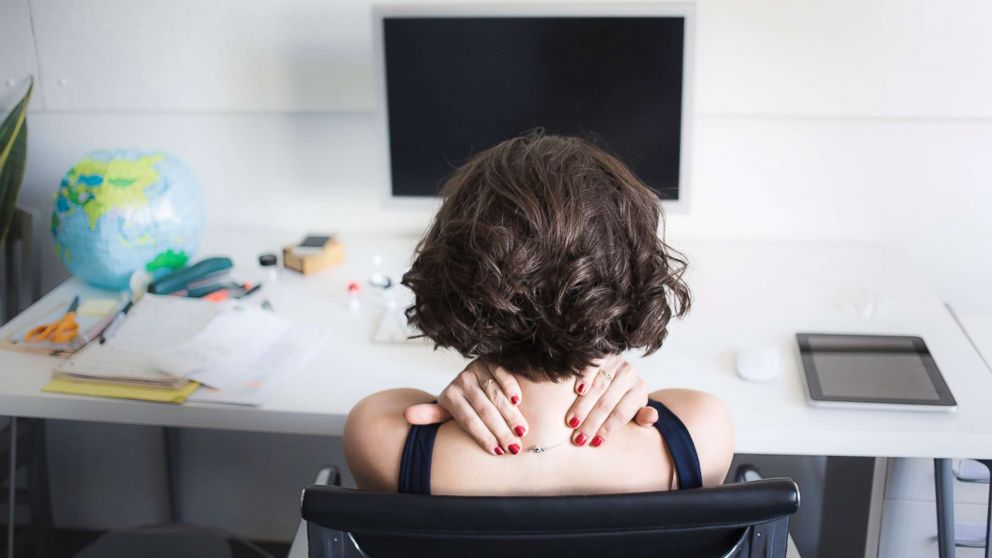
[{"left": 0, "top": 77, "right": 34, "bottom": 246}]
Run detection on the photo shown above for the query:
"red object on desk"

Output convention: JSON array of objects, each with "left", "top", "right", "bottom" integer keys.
[{"left": 203, "top": 289, "right": 230, "bottom": 302}]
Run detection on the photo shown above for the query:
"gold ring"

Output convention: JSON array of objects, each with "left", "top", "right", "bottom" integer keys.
[
  {"left": 482, "top": 378, "right": 498, "bottom": 401},
  {"left": 598, "top": 368, "right": 614, "bottom": 381}
]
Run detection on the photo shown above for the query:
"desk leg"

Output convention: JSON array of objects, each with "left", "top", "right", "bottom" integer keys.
[
  {"left": 163, "top": 427, "right": 181, "bottom": 523},
  {"left": 980, "top": 460, "right": 992, "bottom": 558},
  {"left": 6, "top": 417, "right": 16, "bottom": 558},
  {"left": 935, "top": 458, "right": 956, "bottom": 558}
]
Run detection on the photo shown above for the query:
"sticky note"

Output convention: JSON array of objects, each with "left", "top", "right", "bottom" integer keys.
[{"left": 78, "top": 298, "right": 120, "bottom": 317}]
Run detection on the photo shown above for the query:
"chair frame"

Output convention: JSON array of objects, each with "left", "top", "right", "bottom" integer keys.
[{"left": 300, "top": 467, "right": 798, "bottom": 558}]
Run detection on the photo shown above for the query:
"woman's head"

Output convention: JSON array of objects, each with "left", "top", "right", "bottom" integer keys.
[{"left": 402, "top": 132, "right": 690, "bottom": 381}]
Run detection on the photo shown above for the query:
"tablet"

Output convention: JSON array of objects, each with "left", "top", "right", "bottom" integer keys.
[{"left": 797, "top": 333, "right": 957, "bottom": 412}]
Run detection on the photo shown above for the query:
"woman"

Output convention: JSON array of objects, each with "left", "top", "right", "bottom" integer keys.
[{"left": 345, "top": 133, "right": 733, "bottom": 495}]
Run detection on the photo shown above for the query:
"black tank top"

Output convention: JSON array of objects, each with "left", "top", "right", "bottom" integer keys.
[{"left": 398, "top": 398, "right": 703, "bottom": 495}]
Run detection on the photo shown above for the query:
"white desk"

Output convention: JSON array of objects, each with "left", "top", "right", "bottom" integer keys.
[
  {"left": 955, "top": 311, "right": 992, "bottom": 373},
  {"left": 1, "top": 231, "right": 991, "bottom": 460}
]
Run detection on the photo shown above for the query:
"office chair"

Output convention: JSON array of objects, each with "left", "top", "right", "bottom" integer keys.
[{"left": 300, "top": 468, "right": 799, "bottom": 558}]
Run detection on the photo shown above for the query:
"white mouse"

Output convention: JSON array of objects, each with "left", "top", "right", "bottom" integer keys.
[{"left": 736, "top": 347, "right": 781, "bottom": 382}]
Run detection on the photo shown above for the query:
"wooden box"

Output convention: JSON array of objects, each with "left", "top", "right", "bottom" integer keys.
[{"left": 282, "top": 239, "right": 345, "bottom": 275}]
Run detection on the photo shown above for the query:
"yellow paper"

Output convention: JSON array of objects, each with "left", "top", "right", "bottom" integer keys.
[
  {"left": 78, "top": 298, "right": 120, "bottom": 317},
  {"left": 42, "top": 378, "right": 199, "bottom": 404}
]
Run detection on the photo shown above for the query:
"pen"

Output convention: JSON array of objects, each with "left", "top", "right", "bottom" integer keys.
[
  {"left": 99, "top": 300, "right": 133, "bottom": 344},
  {"left": 240, "top": 283, "right": 263, "bottom": 298}
]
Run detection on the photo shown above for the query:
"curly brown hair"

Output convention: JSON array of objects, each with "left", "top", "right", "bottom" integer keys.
[{"left": 402, "top": 133, "right": 690, "bottom": 382}]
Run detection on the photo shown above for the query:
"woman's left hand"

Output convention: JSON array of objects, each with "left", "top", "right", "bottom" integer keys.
[{"left": 564, "top": 355, "right": 659, "bottom": 448}]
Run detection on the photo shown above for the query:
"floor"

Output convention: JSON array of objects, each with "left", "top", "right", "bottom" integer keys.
[{"left": 1, "top": 526, "right": 290, "bottom": 558}]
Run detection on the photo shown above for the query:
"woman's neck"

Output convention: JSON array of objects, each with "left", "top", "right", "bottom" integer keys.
[{"left": 515, "top": 377, "right": 582, "bottom": 446}]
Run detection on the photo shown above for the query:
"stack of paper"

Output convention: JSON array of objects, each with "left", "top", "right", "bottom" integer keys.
[
  {"left": 184, "top": 324, "right": 328, "bottom": 406},
  {"left": 154, "top": 304, "right": 328, "bottom": 406},
  {"left": 45, "top": 293, "right": 328, "bottom": 406},
  {"left": 46, "top": 295, "right": 221, "bottom": 402},
  {"left": 154, "top": 305, "right": 293, "bottom": 379},
  {"left": 43, "top": 378, "right": 200, "bottom": 403}
]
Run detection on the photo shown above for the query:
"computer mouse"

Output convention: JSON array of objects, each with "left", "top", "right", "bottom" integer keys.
[{"left": 735, "top": 347, "right": 781, "bottom": 382}]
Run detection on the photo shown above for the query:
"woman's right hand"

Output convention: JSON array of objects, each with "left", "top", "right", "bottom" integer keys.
[{"left": 404, "top": 359, "right": 529, "bottom": 455}]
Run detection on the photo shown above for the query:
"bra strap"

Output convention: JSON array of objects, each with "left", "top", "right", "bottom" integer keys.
[
  {"left": 398, "top": 422, "right": 441, "bottom": 494},
  {"left": 648, "top": 399, "right": 704, "bottom": 489}
]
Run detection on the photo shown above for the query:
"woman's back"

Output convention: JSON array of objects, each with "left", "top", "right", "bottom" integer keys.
[{"left": 345, "top": 384, "right": 734, "bottom": 496}]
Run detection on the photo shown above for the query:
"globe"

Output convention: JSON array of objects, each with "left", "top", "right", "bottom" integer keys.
[{"left": 51, "top": 150, "right": 206, "bottom": 290}]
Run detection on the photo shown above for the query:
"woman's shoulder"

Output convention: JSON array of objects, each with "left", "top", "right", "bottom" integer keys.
[
  {"left": 649, "top": 388, "right": 735, "bottom": 487},
  {"left": 343, "top": 388, "right": 435, "bottom": 492}
]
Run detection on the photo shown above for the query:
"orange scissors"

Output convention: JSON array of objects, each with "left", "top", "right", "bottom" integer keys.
[{"left": 25, "top": 296, "right": 80, "bottom": 343}]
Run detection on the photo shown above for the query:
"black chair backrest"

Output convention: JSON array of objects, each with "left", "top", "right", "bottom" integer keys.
[{"left": 302, "top": 478, "right": 799, "bottom": 558}]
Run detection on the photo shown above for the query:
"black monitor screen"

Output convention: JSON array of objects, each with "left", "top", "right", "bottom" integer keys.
[{"left": 383, "top": 16, "right": 686, "bottom": 199}]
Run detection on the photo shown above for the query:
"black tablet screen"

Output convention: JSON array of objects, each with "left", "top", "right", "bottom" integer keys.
[{"left": 797, "top": 334, "right": 955, "bottom": 406}]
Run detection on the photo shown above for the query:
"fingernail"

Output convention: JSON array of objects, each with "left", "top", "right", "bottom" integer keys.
[
  {"left": 574, "top": 433, "right": 587, "bottom": 446},
  {"left": 508, "top": 443, "right": 521, "bottom": 455},
  {"left": 568, "top": 417, "right": 580, "bottom": 428},
  {"left": 514, "top": 425, "right": 526, "bottom": 437},
  {"left": 494, "top": 446, "right": 505, "bottom": 456},
  {"left": 591, "top": 435, "right": 604, "bottom": 448},
  {"left": 577, "top": 383, "right": 586, "bottom": 394},
  {"left": 510, "top": 395, "right": 520, "bottom": 405}
]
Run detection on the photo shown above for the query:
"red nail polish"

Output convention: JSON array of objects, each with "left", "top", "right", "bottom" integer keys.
[
  {"left": 494, "top": 446, "right": 505, "bottom": 455},
  {"left": 577, "top": 383, "right": 586, "bottom": 394},
  {"left": 514, "top": 425, "right": 525, "bottom": 437},
  {"left": 591, "top": 435, "right": 604, "bottom": 448},
  {"left": 574, "top": 433, "right": 587, "bottom": 446},
  {"left": 568, "top": 417, "right": 580, "bottom": 428},
  {"left": 508, "top": 444, "right": 521, "bottom": 455},
  {"left": 510, "top": 395, "right": 520, "bottom": 405}
]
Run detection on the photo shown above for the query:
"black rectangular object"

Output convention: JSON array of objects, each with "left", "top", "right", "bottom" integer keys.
[
  {"left": 383, "top": 16, "right": 685, "bottom": 199},
  {"left": 797, "top": 333, "right": 956, "bottom": 408}
]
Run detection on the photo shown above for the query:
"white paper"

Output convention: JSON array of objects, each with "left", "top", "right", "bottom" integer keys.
[
  {"left": 153, "top": 305, "right": 291, "bottom": 378},
  {"left": 106, "top": 294, "right": 221, "bottom": 350},
  {"left": 188, "top": 325, "right": 328, "bottom": 405}
]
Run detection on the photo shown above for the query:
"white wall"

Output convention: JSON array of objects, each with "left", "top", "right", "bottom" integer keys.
[
  {"left": 3, "top": 0, "right": 992, "bottom": 543},
  {"left": 5, "top": 0, "right": 990, "bottom": 309}
]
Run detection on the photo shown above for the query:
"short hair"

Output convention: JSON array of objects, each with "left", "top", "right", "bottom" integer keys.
[{"left": 402, "top": 133, "right": 690, "bottom": 382}]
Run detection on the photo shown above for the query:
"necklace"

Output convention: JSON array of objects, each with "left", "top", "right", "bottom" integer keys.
[{"left": 525, "top": 437, "right": 571, "bottom": 454}]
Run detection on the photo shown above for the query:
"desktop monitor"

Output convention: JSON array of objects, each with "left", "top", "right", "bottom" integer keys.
[{"left": 374, "top": 4, "right": 695, "bottom": 206}]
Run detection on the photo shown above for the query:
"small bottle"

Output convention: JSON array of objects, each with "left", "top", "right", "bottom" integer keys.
[
  {"left": 258, "top": 253, "right": 279, "bottom": 283},
  {"left": 257, "top": 253, "right": 279, "bottom": 311}
]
